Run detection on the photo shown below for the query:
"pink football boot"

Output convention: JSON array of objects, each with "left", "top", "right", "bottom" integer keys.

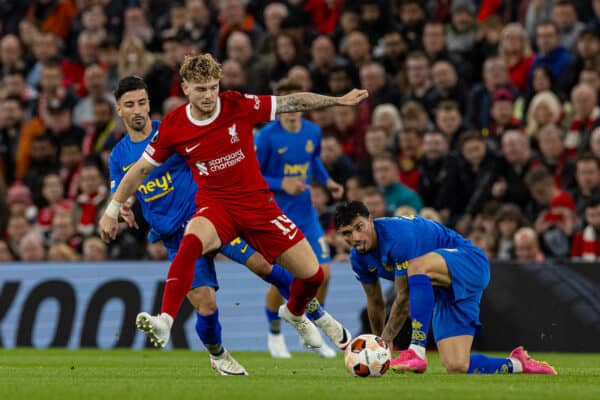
[
  {"left": 510, "top": 346, "right": 557, "bottom": 375},
  {"left": 390, "top": 349, "right": 428, "bottom": 373}
]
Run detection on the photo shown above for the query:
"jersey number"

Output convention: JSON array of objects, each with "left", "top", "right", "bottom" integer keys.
[{"left": 271, "top": 215, "right": 298, "bottom": 239}]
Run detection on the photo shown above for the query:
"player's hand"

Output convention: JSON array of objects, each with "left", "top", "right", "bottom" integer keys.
[
  {"left": 120, "top": 202, "right": 139, "bottom": 229},
  {"left": 282, "top": 177, "right": 306, "bottom": 195},
  {"left": 337, "top": 89, "right": 369, "bottom": 106},
  {"left": 491, "top": 178, "right": 507, "bottom": 198},
  {"left": 99, "top": 214, "right": 119, "bottom": 242},
  {"left": 326, "top": 179, "right": 344, "bottom": 200}
]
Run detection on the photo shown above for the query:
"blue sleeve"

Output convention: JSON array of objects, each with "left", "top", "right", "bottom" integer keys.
[
  {"left": 350, "top": 252, "right": 377, "bottom": 285},
  {"left": 254, "top": 128, "right": 283, "bottom": 191},
  {"left": 311, "top": 129, "right": 330, "bottom": 185},
  {"left": 108, "top": 150, "right": 124, "bottom": 194}
]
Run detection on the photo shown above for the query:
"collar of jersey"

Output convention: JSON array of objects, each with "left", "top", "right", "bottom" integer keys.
[{"left": 186, "top": 99, "right": 221, "bottom": 126}]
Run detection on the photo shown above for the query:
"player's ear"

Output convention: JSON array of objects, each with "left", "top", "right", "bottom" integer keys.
[{"left": 181, "top": 81, "right": 188, "bottom": 96}]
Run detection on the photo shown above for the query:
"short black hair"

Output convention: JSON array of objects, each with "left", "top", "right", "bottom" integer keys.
[
  {"left": 585, "top": 193, "right": 600, "bottom": 209},
  {"left": 114, "top": 75, "right": 149, "bottom": 101},
  {"left": 334, "top": 201, "right": 370, "bottom": 229}
]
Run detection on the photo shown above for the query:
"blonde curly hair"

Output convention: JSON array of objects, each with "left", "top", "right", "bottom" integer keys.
[{"left": 179, "top": 54, "right": 223, "bottom": 83}]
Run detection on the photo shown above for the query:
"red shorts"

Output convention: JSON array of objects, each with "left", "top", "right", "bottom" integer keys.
[{"left": 193, "top": 191, "right": 305, "bottom": 264}]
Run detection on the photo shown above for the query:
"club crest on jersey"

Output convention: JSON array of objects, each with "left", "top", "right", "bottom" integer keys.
[
  {"left": 305, "top": 139, "right": 314, "bottom": 153},
  {"left": 229, "top": 124, "right": 239, "bottom": 143}
]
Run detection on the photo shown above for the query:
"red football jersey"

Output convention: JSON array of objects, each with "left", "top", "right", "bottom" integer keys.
[{"left": 143, "top": 91, "right": 277, "bottom": 202}]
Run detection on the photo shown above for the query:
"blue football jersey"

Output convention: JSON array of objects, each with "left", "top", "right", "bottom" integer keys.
[
  {"left": 349, "top": 216, "right": 471, "bottom": 283},
  {"left": 108, "top": 120, "right": 197, "bottom": 238},
  {"left": 254, "top": 119, "right": 330, "bottom": 224}
]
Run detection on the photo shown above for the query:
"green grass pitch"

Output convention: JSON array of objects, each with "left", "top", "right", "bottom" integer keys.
[{"left": 1, "top": 349, "right": 599, "bottom": 400}]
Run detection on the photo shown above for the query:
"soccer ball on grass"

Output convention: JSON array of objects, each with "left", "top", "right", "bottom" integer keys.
[{"left": 344, "top": 334, "right": 391, "bottom": 377}]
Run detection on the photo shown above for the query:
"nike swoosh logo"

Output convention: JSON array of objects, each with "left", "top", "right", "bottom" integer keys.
[
  {"left": 339, "top": 327, "right": 349, "bottom": 348},
  {"left": 277, "top": 147, "right": 288, "bottom": 154},
  {"left": 166, "top": 278, "right": 178, "bottom": 283},
  {"left": 186, "top": 143, "right": 200, "bottom": 153},
  {"left": 122, "top": 162, "right": 135, "bottom": 171},
  {"left": 288, "top": 230, "right": 298, "bottom": 240},
  {"left": 240, "top": 244, "right": 248, "bottom": 254}
]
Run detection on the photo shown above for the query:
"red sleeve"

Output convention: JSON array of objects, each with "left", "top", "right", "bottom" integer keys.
[
  {"left": 143, "top": 126, "right": 173, "bottom": 166},
  {"left": 231, "top": 91, "right": 277, "bottom": 125}
]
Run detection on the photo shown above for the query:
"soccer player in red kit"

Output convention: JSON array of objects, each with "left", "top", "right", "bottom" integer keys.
[{"left": 99, "top": 54, "right": 368, "bottom": 350}]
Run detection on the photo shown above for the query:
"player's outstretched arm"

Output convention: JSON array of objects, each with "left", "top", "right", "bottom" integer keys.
[
  {"left": 276, "top": 89, "right": 369, "bottom": 113},
  {"left": 381, "top": 276, "right": 409, "bottom": 346},
  {"left": 362, "top": 280, "right": 386, "bottom": 336},
  {"left": 99, "top": 157, "right": 156, "bottom": 242}
]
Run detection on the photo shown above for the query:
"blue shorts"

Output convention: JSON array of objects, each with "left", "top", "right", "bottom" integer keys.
[
  {"left": 431, "top": 245, "right": 490, "bottom": 342},
  {"left": 220, "top": 236, "right": 256, "bottom": 265},
  {"left": 298, "top": 216, "right": 331, "bottom": 264},
  {"left": 162, "top": 228, "right": 219, "bottom": 290}
]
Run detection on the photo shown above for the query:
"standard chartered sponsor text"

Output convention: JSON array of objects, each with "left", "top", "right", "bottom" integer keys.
[{"left": 208, "top": 149, "right": 245, "bottom": 171}]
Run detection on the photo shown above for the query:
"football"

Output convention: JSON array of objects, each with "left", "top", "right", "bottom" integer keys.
[{"left": 344, "top": 334, "right": 391, "bottom": 377}]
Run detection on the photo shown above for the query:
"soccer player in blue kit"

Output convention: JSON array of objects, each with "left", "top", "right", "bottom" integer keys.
[
  {"left": 109, "top": 76, "right": 350, "bottom": 375},
  {"left": 255, "top": 78, "right": 345, "bottom": 358},
  {"left": 334, "top": 201, "right": 557, "bottom": 375}
]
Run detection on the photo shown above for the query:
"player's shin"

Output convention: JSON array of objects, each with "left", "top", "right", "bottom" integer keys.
[
  {"left": 161, "top": 234, "right": 204, "bottom": 318},
  {"left": 407, "top": 274, "right": 435, "bottom": 358},
  {"left": 286, "top": 267, "right": 324, "bottom": 315},
  {"left": 467, "top": 354, "right": 515, "bottom": 374},
  {"left": 195, "top": 310, "right": 224, "bottom": 356}
]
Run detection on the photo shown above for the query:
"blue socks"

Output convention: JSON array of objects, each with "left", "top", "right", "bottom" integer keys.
[
  {"left": 305, "top": 298, "right": 325, "bottom": 321},
  {"left": 468, "top": 354, "right": 514, "bottom": 374},
  {"left": 408, "top": 274, "right": 435, "bottom": 347},
  {"left": 265, "top": 308, "right": 281, "bottom": 334},
  {"left": 264, "top": 264, "right": 292, "bottom": 299},
  {"left": 195, "top": 310, "right": 223, "bottom": 356}
]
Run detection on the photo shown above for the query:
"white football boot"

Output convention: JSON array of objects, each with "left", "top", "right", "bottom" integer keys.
[
  {"left": 313, "top": 311, "right": 352, "bottom": 350},
  {"left": 268, "top": 333, "right": 292, "bottom": 359},
  {"left": 210, "top": 350, "right": 248, "bottom": 376},
  {"left": 300, "top": 335, "right": 337, "bottom": 358},
  {"left": 278, "top": 304, "right": 323, "bottom": 348},
  {"left": 135, "top": 312, "right": 173, "bottom": 348}
]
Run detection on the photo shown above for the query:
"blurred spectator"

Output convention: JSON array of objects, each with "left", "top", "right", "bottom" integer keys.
[
  {"left": 22, "top": 134, "right": 59, "bottom": 204},
  {"left": 255, "top": 2, "right": 288, "bottom": 58},
  {"left": 376, "top": 30, "right": 407, "bottom": 90},
  {"left": 551, "top": 0, "right": 586, "bottom": 52},
  {"left": 526, "top": 166, "right": 575, "bottom": 258},
  {"left": 320, "top": 134, "right": 357, "bottom": 185},
  {"left": 396, "top": 128, "right": 422, "bottom": 190},
  {"left": 358, "top": 61, "right": 403, "bottom": 122},
  {"left": 288, "top": 65, "right": 313, "bottom": 91},
  {"left": 3, "top": 68, "right": 38, "bottom": 116},
  {"left": 572, "top": 154, "right": 600, "bottom": 215},
  {"left": 0, "top": 96, "right": 25, "bottom": 183},
  {"left": 589, "top": 127, "right": 600, "bottom": 159},
  {"left": 361, "top": 186, "right": 389, "bottom": 218},
  {"left": 420, "top": 207, "right": 443, "bottom": 223},
  {"left": 0, "top": 240, "right": 15, "bottom": 261},
  {"left": 489, "top": 87, "right": 522, "bottom": 141},
  {"left": 62, "top": 30, "right": 102, "bottom": 96},
  {"left": 525, "top": 91, "right": 563, "bottom": 139},
  {"left": 216, "top": 0, "right": 263, "bottom": 59},
  {"left": 73, "top": 63, "right": 115, "bottom": 129},
  {"left": 267, "top": 32, "right": 305, "bottom": 89},
  {"left": 422, "top": 22, "right": 463, "bottom": 70},
  {"left": 530, "top": 21, "right": 574, "bottom": 93},
  {"left": 372, "top": 153, "right": 422, "bottom": 214},
  {"left": 310, "top": 183, "right": 335, "bottom": 239},
  {"left": 571, "top": 194, "right": 600, "bottom": 260},
  {"left": 537, "top": 124, "right": 576, "bottom": 191},
  {"left": 358, "top": 125, "right": 389, "bottom": 186},
  {"left": 567, "top": 29, "right": 600, "bottom": 88},
  {"left": 514, "top": 227, "right": 545, "bottom": 262},
  {"left": 494, "top": 203, "right": 529, "bottom": 260},
  {"left": 5, "top": 181, "right": 35, "bottom": 219},
  {"left": 430, "top": 60, "right": 468, "bottom": 113},
  {"left": 330, "top": 104, "right": 368, "bottom": 164},
  {"left": 468, "top": 230, "right": 496, "bottom": 260},
  {"left": 162, "top": 96, "right": 187, "bottom": 116},
  {"left": 73, "top": 161, "right": 108, "bottom": 237},
  {"left": 220, "top": 58, "right": 247, "bottom": 92},
  {"left": 442, "top": 131, "right": 499, "bottom": 234},
  {"left": 446, "top": 0, "right": 477, "bottom": 55},
  {"left": 395, "top": 0, "right": 425, "bottom": 51},
  {"left": 0, "top": 34, "right": 26, "bottom": 80},
  {"left": 59, "top": 136, "right": 83, "bottom": 200},
  {"left": 493, "top": 130, "right": 538, "bottom": 212},
  {"left": 47, "top": 243, "right": 80, "bottom": 261},
  {"left": 566, "top": 84, "right": 600, "bottom": 157},
  {"left": 82, "top": 98, "right": 121, "bottom": 155},
  {"left": 371, "top": 103, "right": 402, "bottom": 141},
  {"left": 180, "top": 0, "right": 217, "bottom": 54},
  {"left": 418, "top": 131, "right": 452, "bottom": 212},
  {"left": 146, "top": 241, "right": 168, "bottom": 261},
  {"left": 18, "top": 231, "right": 46, "bottom": 261},
  {"left": 499, "top": 23, "right": 535, "bottom": 93},
  {"left": 435, "top": 100, "right": 466, "bottom": 152},
  {"left": 6, "top": 214, "right": 32, "bottom": 255},
  {"left": 98, "top": 36, "right": 119, "bottom": 91},
  {"left": 225, "top": 30, "right": 268, "bottom": 93},
  {"left": 344, "top": 175, "right": 364, "bottom": 202},
  {"left": 400, "top": 100, "right": 432, "bottom": 133},
  {"left": 25, "top": 0, "right": 77, "bottom": 41},
  {"left": 50, "top": 209, "right": 82, "bottom": 250},
  {"left": 341, "top": 30, "right": 371, "bottom": 83},
  {"left": 403, "top": 51, "right": 436, "bottom": 115},
  {"left": 309, "top": 35, "right": 347, "bottom": 94},
  {"left": 36, "top": 172, "right": 72, "bottom": 233},
  {"left": 26, "top": 31, "right": 60, "bottom": 89},
  {"left": 118, "top": 36, "right": 155, "bottom": 80},
  {"left": 327, "top": 64, "right": 354, "bottom": 95},
  {"left": 394, "top": 205, "right": 417, "bottom": 217},
  {"left": 82, "top": 236, "right": 108, "bottom": 261},
  {"left": 122, "top": 6, "right": 155, "bottom": 49}
]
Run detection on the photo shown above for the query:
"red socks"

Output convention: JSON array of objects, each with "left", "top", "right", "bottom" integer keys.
[
  {"left": 161, "top": 234, "right": 204, "bottom": 318},
  {"left": 286, "top": 267, "right": 324, "bottom": 316}
]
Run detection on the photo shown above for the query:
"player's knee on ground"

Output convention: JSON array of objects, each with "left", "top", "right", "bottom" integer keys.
[
  {"left": 187, "top": 287, "right": 217, "bottom": 315},
  {"left": 245, "top": 252, "right": 272, "bottom": 278},
  {"left": 442, "top": 358, "right": 470, "bottom": 374}
]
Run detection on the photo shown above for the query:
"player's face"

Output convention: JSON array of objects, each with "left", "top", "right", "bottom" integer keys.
[
  {"left": 337, "top": 215, "right": 376, "bottom": 253},
  {"left": 116, "top": 89, "right": 150, "bottom": 132},
  {"left": 182, "top": 79, "right": 220, "bottom": 116}
]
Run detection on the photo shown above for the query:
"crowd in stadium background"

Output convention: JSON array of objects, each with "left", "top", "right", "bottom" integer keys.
[{"left": 1, "top": 0, "right": 600, "bottom": 264}]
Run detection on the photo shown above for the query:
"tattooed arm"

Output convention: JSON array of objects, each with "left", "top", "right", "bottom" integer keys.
[
  {"left": 381, "top": 275, "right": 410, "bottom": 346},
  {"left": 276, "top": 89, "right": 369, "bottom": 113}
]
